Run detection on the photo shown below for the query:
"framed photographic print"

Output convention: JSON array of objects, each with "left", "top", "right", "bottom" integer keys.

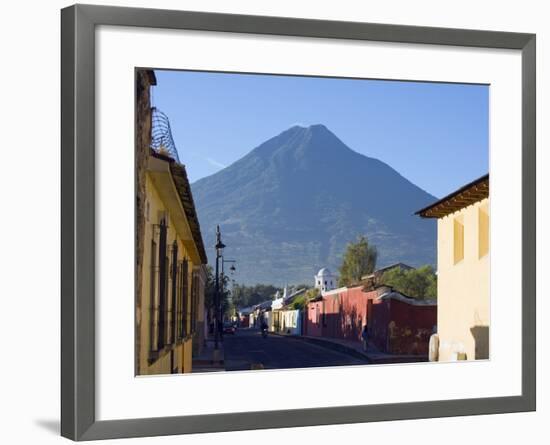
[{"left": 61, "top": 4, "right": 536, "bottom": 441}]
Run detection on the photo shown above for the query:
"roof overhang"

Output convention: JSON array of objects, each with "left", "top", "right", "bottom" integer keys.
[
  {"left": 416, "top": 174, "right": 489, "bottom": 219},
  {"left": 147, "top": 155, "right": 203, "bottom": 264}
]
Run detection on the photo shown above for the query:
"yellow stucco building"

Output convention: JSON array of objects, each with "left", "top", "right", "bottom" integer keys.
[
  {"left": 135, "top": 70, "right": 208, "bottom": 376},
  {"left": 417, "top": 175, "right": 489, "bottom": 361}
]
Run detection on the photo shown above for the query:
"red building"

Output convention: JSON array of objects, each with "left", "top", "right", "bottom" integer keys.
[
  {"left": 368, "top": 292, "right": 437, "bottom": 355},
  {"left": 304, "top": 285, "right": 386, "bottom": 342},
  {"left": 238, "top": 314, "right": 250, "bottom": 328},
  {"left": 304, "top": 285, "right": 436, "bottom": 356}
]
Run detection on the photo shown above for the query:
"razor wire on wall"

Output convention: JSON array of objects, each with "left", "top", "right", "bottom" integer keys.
[{"left": 151, "top": 107, "right": 180, "bottom": 163}]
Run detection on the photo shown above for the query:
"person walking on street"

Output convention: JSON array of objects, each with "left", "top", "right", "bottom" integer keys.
[{"left": 361, "top": 324, "right": 369, "bottom": 352}]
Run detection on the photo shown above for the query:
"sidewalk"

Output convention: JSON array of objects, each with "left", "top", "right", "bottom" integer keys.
[
  {"left": 272, "top": 332, "right": 428, "bottom": 364},
  {"left": 191, "top": 338, "right": 225, "bottom": 372}
]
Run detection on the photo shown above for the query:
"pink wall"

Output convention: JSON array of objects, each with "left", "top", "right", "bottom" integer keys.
[
  {"left": 305, "top": 286, "right": 379, "bottom": 342},
  {"left": 304, "top": 300, "right": 324, "bottom": 337},
  {"left": 370, "top": 298, "right": 436, "bottom": 355},
  {"left": 305, "top": 286, "right": 437, "bottom": 356}
]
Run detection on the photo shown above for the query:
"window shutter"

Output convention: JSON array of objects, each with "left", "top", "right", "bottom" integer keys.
[
  {"left": 157, "top": 219, "right": 168, "bottom": 350},
  {"left": 177, "top": 262, "right": 183, "bottom": 340},
  {"left": 192, "top": 274, "right": 198, "bottom": 333},
  {"left": 170, "top": 241, "right": 178, "bottom": 345},
  {"left": 180, "top": 259, "right": 189, "bottom": 338},
  {"left": 149, "top": 240, "right": 157, "bottom": 354}
]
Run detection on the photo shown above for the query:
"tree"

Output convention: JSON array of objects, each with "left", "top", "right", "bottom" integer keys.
[
  {"left": 291, "top": 287, "right": 320, "bottom": 310},
  {"left": 204, "top": 266, "right": 216, "bottom": 311},
  {"left": 380, "top": 265, "right": 437, "bottom": 300},
  {"left": 231, "top": 283, "right": 281, "bottom": 309},
  {"left": 220, "top": 275, "right": 232, "bottom": 317},
  {"left": 338, "top": 235, "right": 377, "bottom": 287},
  {"left": 204, "top": 265, "right": 233, "bottom": 318}
]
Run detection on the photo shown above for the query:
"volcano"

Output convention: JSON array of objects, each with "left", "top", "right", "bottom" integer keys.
[{"left": 191, "top": 125, "right": 436, "bottom": 286}]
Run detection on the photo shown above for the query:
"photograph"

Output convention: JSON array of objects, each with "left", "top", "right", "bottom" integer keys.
[
  {"left": 135, "top": 68, "right": 490, "bottom": 376},
  {"left": 1, "top": 0, "right": 540, "bottom": 442}
]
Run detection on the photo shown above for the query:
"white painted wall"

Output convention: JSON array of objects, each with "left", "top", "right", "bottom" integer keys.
[{"left": 315, "top": 268, "right": 337, "bottom": 292}]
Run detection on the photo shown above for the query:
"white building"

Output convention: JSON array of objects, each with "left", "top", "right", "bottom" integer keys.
[
  {"left": 271, "top": 287, "right": 286, "bottom": 310},
  {"left": 314, "top": 268, "right": 337, "bottom": 293}
]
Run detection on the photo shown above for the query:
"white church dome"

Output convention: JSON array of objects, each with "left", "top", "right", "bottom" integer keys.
[{"left": 314, "top": 267, "right": 336, "bottom": 293}]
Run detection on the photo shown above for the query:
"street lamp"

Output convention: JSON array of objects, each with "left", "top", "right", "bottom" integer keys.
[
  {"left": 221, "top": 258, "right": 237, "bottom": 277},
  {"left": 214, "top": 225, "right": 238, "bottom": 354},
  {"left": 214, "top": 225, "right": 225, "bottom": 351}
]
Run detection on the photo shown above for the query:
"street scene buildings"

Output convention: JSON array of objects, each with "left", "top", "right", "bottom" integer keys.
[
  {"left": 417, "top": 174, "right": 490, "bottom": 361},
  {"left": 135, "top": 70, "right": 208, "bottom": 375},
  {"left": 135, "top": 69, "right": 490, "bottom": 374}
]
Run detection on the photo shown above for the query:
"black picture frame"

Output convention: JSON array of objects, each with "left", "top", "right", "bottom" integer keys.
[{"left": 61, "top": 4, "right": 536, "bottom": 441}]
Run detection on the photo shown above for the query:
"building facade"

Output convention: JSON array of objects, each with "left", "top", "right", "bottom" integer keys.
[
  {"left": 368, "top": 291, "right": 436, "bottom": 355},
  {"left": 269, "top": 286, "right": 307, "bottom": 334},
  {"left": 304, "top": 283, "right": 436, "bottom": 356},
  {"left": 314, "top": 267, "right": 337, "bottom": 293},
  {"left": 304, "top": 285, "right": 383, "bottom": 341},
  {"left": 417, "top": 174, "right": 490, "bottom": 361},
  {"left": 135, "top": 69, "right": 208, "bottom": 375},
  {"left": 191, "top": 265, "right": 208, "bottom": 357},
  {"left": 279, "top": 309, "right": 302, "bottom": 335}
]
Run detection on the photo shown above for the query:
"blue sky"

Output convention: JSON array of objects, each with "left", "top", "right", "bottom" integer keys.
[{"left": 152, "top": 70, "right": 488, "bottom": 198}]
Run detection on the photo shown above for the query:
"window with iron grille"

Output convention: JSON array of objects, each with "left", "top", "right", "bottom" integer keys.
[
  {"left": 194, "top": 274, "right": 199, "bottom": 333},
  {"left": 191, "top": 273, "right": 198, "bottom": 334},
  {"left": 176, "top": 261, "right": 182, "bottom": 340},
  {"left": 170, "top": 241, "right": 178, "bottom": 345},
  {"left": 149, "top": 239, "right": 157, "bottom": 355},
  {"left": 178, "top": 259, "right": 189, "bottom": 339},
  {"left": 157, "top": 218, "right": 168, "bottom": 350}
]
